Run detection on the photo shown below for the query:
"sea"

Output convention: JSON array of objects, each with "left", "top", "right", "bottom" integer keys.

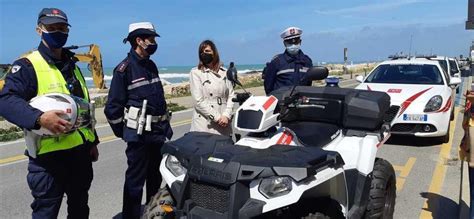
[{"left": 79, "top": 64, "right": 265, "bottom": 88}]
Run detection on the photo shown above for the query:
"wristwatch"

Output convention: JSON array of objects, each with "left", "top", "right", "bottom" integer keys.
[{"left": 33, "top": 113, "right": 43, "bottom": 130}]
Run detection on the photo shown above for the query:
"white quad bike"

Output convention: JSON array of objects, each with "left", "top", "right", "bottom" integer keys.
[{"left": 144, "top": 67, "right": 398, "bottom": 219}]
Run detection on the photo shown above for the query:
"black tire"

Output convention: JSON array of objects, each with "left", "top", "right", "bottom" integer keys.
[
  {"left": 439, "top": 122, "right": 450, "bottom": 143},
  {"left": 298, "top": 198, "right": 344, "bottom": 219},
  {"left": 364, "top": 159, "right": 396, "bottom": 219},
  {"left": 142, "top": 188, "right": 174, "bottom": 219}
]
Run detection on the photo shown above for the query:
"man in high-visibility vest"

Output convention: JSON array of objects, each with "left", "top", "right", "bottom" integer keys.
[{"left": 0, "top": 8, "right": 99, "bottom": 218}]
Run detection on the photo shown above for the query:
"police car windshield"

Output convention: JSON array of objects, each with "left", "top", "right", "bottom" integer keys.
[{"left": 365, "top": 64, "right": 443, "bottom": 85}]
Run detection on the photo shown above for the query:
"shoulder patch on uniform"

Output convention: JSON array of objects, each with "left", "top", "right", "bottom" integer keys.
[
  {"left": 117, "top": 59, "right": 129, "bottom": 73},
  {"left": 17, "top": 57, "right": 32, "bottom": 66},
  {"left": 10, "top": 65, "right": 21, "bottom": 73},
  {"left": 271, "top": 54, "right": 280, "bottom": 61}
]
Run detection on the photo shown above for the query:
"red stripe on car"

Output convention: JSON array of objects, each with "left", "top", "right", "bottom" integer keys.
[
  {"left": 263, "top": 96, "right": 276, "bottom": 110},
  {"left": 397, "top": 87, "right": 432, "bottom": 117}
]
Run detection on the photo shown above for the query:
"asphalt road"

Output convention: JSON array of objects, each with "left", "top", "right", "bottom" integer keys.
[{"left": 0, "top": 77, "right": 468, "bottom": 218}]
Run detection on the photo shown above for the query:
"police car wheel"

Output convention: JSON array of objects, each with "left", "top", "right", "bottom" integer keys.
[{"left": 439, "top": 123, "right": 450, "bottom": 143}]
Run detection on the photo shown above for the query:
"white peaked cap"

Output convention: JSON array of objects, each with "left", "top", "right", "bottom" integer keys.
[
  {"left": 128, "top": 22, "right": 157, "bottom": 34},
  {"left": 280, "top": 26, "right": 302, "bottom": 40}
]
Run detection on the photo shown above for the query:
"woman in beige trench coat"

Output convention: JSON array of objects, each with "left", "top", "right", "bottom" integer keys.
[{"left": 189, "top": 40, "right": 234, "bottom": 136}]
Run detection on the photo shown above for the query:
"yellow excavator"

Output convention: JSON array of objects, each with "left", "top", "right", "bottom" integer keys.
[{"left": 0, "top": 44, "right": 106, "bottom": 91}]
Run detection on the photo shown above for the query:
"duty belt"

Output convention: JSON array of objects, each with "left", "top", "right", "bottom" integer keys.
[
  {"left": 124, "top": 108, "right": 171, "bottom": 123},
  {"left": 150, "top": 114, "right": 171, "bottom": 122}
]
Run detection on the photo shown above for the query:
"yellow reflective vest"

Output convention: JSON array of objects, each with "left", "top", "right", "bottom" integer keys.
[{"left": 26, "top": 51, "right": 96, "bottom": 155}]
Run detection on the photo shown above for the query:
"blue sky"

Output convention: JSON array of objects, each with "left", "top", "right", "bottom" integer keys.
[{"left": 1, "top": 0, "right": 473, "bottom": 67}]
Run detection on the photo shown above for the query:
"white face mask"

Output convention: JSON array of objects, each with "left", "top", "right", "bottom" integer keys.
[{"left": 286, "top": 44, "right": 301, "bottom": 55}]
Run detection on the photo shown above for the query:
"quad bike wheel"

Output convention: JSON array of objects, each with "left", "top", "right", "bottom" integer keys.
[
  {"left": 142, "top": 187, "right": 174, "bottom": 219},
  {"left": 364, "top": 158, "right": 396, "bottom": 219},
  {"left": 301, "top": 198, "right": 344, "bottom": 219}
]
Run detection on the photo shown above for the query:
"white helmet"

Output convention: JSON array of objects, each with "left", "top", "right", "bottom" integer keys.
[{"left": 29, "top": 93, "right": 92, "bottom": 136}]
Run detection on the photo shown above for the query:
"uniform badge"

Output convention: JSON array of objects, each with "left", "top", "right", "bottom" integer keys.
[
  {"left": 117, "top": 60, "right": 129, "bottom": 73},
  {"left": 11, "top": 65, "right": 21, "bottom": 73}
]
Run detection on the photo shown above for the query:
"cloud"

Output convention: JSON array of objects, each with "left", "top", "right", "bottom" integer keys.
[{"left": 315, "top": 0, "right": 427, "bottom": 15}]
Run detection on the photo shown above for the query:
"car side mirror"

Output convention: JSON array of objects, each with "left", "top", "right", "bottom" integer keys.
[
  {"left": 303, "top": 66, "right": 329, "bottom": 82},
  {"left": 449, "top": 77, "right": 461, "bottom": 87},
  {"left": 356, "top": 75, "right": 364, "bottom": 83}
]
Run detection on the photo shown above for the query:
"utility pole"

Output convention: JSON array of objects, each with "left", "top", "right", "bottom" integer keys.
[
  {"left": 344, "top": 48, "right": 350, "bottom": 79},
  {"left": 466, "top": 0, "right": 474, "bottom": 29},
  {"left": 408, "top": 34, "right": 413, "bottom": 58}
]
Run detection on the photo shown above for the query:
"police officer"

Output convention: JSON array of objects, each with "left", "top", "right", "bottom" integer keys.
[
  {"left": 0, "top": 8, "right": 99, "bottom": 218},
  {"left": 263, "top": 26, "right": 313, "bottom": 94},
  {"left": 104, "top": 22, "right": 173, "bottom": 219}
]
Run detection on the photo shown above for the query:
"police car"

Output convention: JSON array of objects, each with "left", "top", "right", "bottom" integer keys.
[{"left": 355, "top": 55, "right": 461, "bottom": 142}]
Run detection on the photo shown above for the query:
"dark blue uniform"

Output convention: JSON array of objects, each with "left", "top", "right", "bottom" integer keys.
[
  {"left": 104, "top": 49, "right": 172, "bottom": 219},
  {"left": 263, "top": 50, "right": 313, "bottom": 94},
  {"left": 0, "top": 42, "right": 97, "bottom": 219}
]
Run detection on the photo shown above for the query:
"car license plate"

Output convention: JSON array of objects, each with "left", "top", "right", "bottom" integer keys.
[{"left": 403, "top": 114, "right": 427, "bottom": 121}]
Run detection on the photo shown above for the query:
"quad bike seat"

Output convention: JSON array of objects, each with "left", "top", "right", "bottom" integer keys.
[{"left": 283, "top": 121, "right": 340, "bottom": 147}]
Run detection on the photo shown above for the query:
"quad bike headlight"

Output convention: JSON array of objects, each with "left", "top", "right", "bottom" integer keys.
[
  {"left": 424, "top": 95, "right": 443, "bottom": 112},
  {"left": 259, "top": 176, "right": 293, "bottom": 198},
  {"left": 165, "top": 155, "right": 187, "bottom": 177}
]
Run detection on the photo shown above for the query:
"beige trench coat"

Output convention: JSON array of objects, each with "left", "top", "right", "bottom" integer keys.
[{"left": 189, "top": 66, "right": 235, "bottom": 136}]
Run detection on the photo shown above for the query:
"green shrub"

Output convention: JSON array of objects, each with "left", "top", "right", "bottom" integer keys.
[
  {"left": 167, "top": 102, "right": 187, "bottom": 112},
  {"left": 0, "top": 126, "right": 23, "bottom": 142}
]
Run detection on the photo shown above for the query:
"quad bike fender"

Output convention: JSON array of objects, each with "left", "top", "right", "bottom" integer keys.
[
  {"left": 355, "top": 136, "right": 380, "bottom": 175},
  {"left": 329, "top": 135, "right": 380, "bottom": 175}
]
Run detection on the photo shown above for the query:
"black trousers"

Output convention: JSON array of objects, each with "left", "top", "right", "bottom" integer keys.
[
  {"left": 122, "top": 141, "right": 163, "bottom": 219},
  {"left": 26, "top": 144, "right": 93, "bottom": 219}
]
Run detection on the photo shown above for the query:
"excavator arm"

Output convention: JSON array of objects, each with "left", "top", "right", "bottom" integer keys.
[
  {"left": 0, "top": 44, "right": 106, "bottom": 91},
  {"left": 67, "top": 44, "right": 107, "bottom": 89}
]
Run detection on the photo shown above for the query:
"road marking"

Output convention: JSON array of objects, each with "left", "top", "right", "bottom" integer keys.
[
  {"left": 396, "top": 178, "right": 406, "bottom": 192},
  {"left": 394, "top": 157, "right": 417, "bottom": 178},
  {"left": 419, "top": 107, "right": 459, "bottom": 219},
  {"left": 0, "top": 154, "right": 26, "bottom": 165},
  {"left": 393, "top": 157, "right": 417, "bottom": 191},
  {"left": 0, "top": 119, "right": 193, "bottom": 166}
]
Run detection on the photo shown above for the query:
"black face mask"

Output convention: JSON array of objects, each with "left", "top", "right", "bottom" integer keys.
[
  {"left": 200, "top": 53, "right": 213, "bottom": 65},
  {"left": 139, "top": 40, "right": 157, "bottom": 56}
]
